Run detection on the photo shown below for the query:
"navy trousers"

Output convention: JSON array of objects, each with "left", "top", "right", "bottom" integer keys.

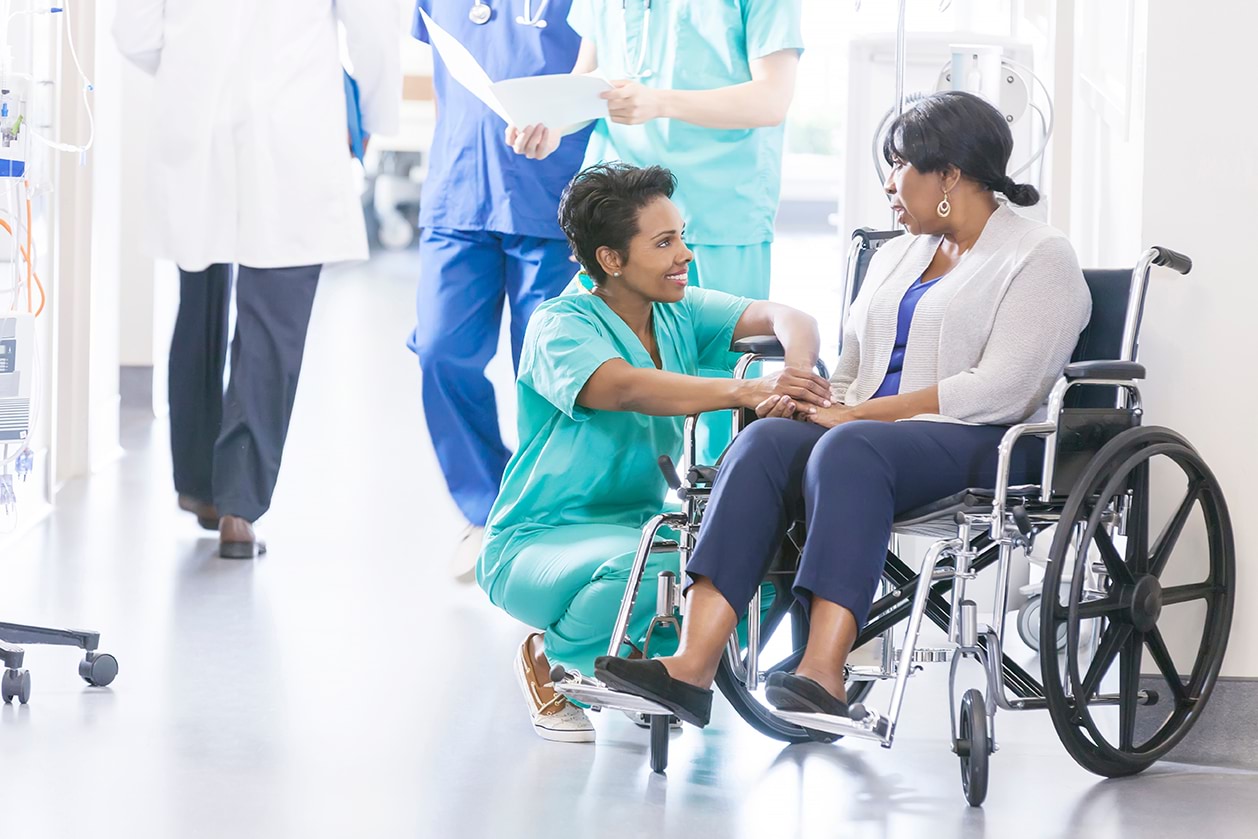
[
  {"left": 686, "top": 418, "right": 1044, "bottom": 628},
  {"left": 169, "top": 263, "right": 321, "bottom": 522}
]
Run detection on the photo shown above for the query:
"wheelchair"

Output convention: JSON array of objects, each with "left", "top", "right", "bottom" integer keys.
[{"left": 551, "top": 228, "right": 1235, "bottom": 806}]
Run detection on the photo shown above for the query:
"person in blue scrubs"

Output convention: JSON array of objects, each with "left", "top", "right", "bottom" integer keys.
[
  {"left": 408, "top": 1, "right": 595, "bottom": 579},
  {"left": 506, "top": 0, "right": 805, "bottom": 465}
]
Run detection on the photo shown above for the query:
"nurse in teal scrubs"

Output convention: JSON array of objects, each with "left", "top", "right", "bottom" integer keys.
[
  {"left": 481, "top": 163, "right": 828, "bottom": 743},
  {"left": 506, "top": 0, "right": 804, "bottom": 464}
]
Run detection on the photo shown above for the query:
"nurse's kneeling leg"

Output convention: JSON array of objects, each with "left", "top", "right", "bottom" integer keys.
[{"left": 488, "top": 525, "right": 677, "bottom": 676}]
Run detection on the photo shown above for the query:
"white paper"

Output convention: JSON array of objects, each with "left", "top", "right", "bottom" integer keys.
[
  {"left": 489, "top": 74, "right": 613, "bottom": 128},
  {"left": 419, "top": 9, "right": 510, "bottom": 121},
  {"left": 419, "top": 9, "right": 610, "bottom": 128}
]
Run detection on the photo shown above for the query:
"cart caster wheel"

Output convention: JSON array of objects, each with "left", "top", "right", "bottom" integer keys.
[
  {"left": 1017, "top": 595, "right": 1066, "bottom": 653},
  {"left": 957, "top": 688, "right": 989, "bottom": 807},
  {"left": 79, "top": 653, "right": 118, "bottom": 687},
  {"left": 649, "top": 714, "right": 670, "bottom": 774},
  {"left": 2, "top": 668, "right": 31, "bottom": 704}
]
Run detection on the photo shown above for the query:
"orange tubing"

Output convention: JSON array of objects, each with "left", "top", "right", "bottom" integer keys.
[{"left": 0, "top": 217, "right": 46, "bottom": 318}]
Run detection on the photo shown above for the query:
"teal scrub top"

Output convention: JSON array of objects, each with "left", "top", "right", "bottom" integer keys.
[
  {"left": 478, "top": 275, "right": 753, "bottom": 584},
  {"left": 567, "top": 0, "right": 804, "bottom": 247}
]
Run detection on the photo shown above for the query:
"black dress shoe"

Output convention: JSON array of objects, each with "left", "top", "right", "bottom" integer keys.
[
  {"left": 178, "top": 494, "right": 221, "bottom": 531},
  {"left": 594, "top": 657, "right": 713, "bottom": 728},
  {"left": 765, "top": 671, "right": 849, "bottom": 716},
  {"left": 219, "top": 515, "right": 267, "bottom": 560}
]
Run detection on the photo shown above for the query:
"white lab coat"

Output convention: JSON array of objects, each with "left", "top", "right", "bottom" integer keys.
[{"left": 113, "top": 0, "right": 401, "bottom": 271}]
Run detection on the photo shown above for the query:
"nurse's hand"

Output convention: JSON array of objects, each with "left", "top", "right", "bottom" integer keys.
[
  {"left": 506, "top": 123, "right": 561, "bottom": 160},
  {"left": 748, "top": 366, "right": 833, "bottom": 411},
  {"left": 602, "top": 81, "right": 666, "bottom": 125}
]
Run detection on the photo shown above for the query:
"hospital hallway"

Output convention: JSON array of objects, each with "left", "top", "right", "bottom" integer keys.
[{"left": 1, "top": 238, "right": 1255, "bottom": 839}]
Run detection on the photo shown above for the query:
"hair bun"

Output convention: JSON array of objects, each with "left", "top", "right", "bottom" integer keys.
[{"left": 1000, "top": 177, "right": 1040, "bottom": 207}]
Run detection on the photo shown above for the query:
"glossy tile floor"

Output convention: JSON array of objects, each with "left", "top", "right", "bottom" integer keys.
[{"left": 2, "top": 240, "right": 1255, "bottom": 838}]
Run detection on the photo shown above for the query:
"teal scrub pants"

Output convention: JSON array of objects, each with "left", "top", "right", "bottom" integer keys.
[
  {"left": 486, "top": 524, "right": 773, "bottom": 675},
  {"left": 690, "top": 243, "right": 772, "bottom": 467},
  {"left": 488, "top": 525, "right": 681, "bottom": 674}
]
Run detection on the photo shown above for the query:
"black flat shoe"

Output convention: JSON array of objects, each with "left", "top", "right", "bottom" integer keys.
[
  {"left": 594, "top": 657, "right": 713, "bottom": 728},
  {"left": 765, "top": 672, "right": 849, "bottom": 716}
]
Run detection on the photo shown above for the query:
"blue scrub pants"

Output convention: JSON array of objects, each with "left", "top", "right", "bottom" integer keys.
[
  {"left": 690, "top": 243, "right": 772, "bottom": 467},
  {"left": 408, "top": 228, "right": 575, "bottom": 526},
  {"left": 686, "top": 418, "right": 1044, "bottom": 628}
]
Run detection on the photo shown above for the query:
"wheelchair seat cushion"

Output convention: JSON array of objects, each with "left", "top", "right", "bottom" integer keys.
[{"left": 892, "top": 485, "right": 1045, "bottom": 537}]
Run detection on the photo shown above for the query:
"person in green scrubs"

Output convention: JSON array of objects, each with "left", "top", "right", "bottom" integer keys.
[
  {"left": 480, "top": 163, "right": 828, "bottom": 742},
  {"left": 506, "top": 0, "right": 804, "bottom": 464}
]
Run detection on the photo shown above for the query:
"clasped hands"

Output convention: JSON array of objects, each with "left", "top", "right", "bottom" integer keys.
[{"left": 746, "top": 366, "right": 853, "bottom": 430}]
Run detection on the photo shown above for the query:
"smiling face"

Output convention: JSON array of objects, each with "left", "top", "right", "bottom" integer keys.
[
  {"left": 884, "top": 156, "right": 957, "bottom": 236},
  {"left": 597, "top": 196, "right": 693, "bottom": 303}
]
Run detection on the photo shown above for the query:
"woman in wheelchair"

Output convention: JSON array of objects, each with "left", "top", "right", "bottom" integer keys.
[
  {"left": 478, "top": 162, "right": 833, "bottom": 742},
  {"left": 596, "top": 91, "right": 1093, "bottom": 728}
]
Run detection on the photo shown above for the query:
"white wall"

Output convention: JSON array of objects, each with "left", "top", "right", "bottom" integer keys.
[{"left": 1135, "top": 4, "right": 1258, "bottom": 678}]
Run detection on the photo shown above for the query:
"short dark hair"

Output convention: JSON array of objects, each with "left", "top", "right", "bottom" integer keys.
[
  {"left": 558, "top": 162, "right": 678, "bottom": 284},
  {"left": 883, "top": 91, "right": 1040, "bottom": 207}
]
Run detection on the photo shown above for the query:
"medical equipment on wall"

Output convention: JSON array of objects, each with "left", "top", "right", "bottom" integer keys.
[
  {"left": 0, "top": 1, "right": 95, "bottom": 528},
  {"left": 868, "top": 45, "right": 1054, "bottom": 189},
  {"left": 468, "top": 0, "right": 551, "bottom": 28},
  {"left": 837, "top": 1, "right": 1052, "bottom": 239}
]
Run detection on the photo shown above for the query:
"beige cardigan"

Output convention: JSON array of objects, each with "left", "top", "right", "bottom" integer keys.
[{"left": 831, "top": 205, "right": 1092, "bottom": 425}]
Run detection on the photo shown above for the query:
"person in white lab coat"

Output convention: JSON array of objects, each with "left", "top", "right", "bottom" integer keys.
[{"left": 114, "top": 0, "right": 401, "bottom": 558}]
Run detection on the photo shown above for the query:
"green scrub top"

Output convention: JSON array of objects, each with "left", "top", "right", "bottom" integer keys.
[
  {"left": 477, "top": 274, "right": 753, "bottom": 587},
  {"left": 567, "top": 0, "right": 804, "bottom": 247}
]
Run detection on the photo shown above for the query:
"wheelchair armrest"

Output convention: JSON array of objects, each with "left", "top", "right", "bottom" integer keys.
[
  {"left": 730, "top": 336, "right": 830, "bottom": 379},
  {"left": 1064, "top": 360, "right": 1146, "bottom": 381},
  {"left": 731, "top": 335, "right": 784, "bottom": 357}
]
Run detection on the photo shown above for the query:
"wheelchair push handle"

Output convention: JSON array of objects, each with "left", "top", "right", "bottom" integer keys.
[
  {"left": 658, "top": 455, "right": 682, "bottom": 491},
  {"left": 1151, "top": 246, "right": 1192, "bottom": 274}
]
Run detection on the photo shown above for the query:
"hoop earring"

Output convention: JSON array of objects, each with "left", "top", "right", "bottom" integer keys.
[{"left": 937, "top": 190, "right": 952, "bottom": 218}]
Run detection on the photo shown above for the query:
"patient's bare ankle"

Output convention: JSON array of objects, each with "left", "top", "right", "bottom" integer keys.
[{"left": 657, "top": 655, "right": 712, "bottom": 689}]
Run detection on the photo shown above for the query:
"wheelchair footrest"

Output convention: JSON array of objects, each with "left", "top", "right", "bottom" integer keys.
[
  {"left": 774, "top": 708, "right": 892, "bottom": 744},
  {"left": 553, "top": 672, "right": 673, "bottom": 716}
]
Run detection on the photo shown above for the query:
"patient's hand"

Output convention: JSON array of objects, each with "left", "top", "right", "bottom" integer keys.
[
  {"left": 804, "top": 404, "right": 856, "bottom": 429},
  {"left": 755, "top": 394, "right": 802, "bottom": 419}
]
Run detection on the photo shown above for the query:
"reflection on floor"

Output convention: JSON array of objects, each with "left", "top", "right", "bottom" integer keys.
[{"left": 1, "top": 241, "right": 1254, "bottom": 839}]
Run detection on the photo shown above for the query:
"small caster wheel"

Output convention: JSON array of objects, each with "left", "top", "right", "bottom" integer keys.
[
  {"left": 1017, "top": 595, "right": 1067, "bottom": 653},
  {"left": 79, "top": 653, "right": 119, "bottom": 687},
  {"left": 649, "top": 714, "right": 670, "bottom": 774},
  {"left": 957, "top": 688, "right": 990, "bottom": 807},
  {"left": 2, "top": 668, "right": 31, "bottom": 705}
]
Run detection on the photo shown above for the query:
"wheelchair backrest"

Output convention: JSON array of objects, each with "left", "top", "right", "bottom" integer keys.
[{"left": 1066, "top": 269, "right": 1134, "bottom": 408}]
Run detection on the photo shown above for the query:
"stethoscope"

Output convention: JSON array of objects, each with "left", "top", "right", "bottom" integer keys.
[
  {"left": 621, "top": 0, "right": 654, "bottom": 79},
  {"left": 468, "top": 0, "right": 549, "bottom": 28}
]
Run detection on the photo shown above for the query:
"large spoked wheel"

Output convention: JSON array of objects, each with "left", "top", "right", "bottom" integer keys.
[
  {"left": 1040, "top": 426, "right": 1235, "bottom": 777},
  {"left": 715, "top": 571, "right": 875, "bottom": 744}
]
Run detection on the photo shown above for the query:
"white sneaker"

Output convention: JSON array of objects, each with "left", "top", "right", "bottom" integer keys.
[
  {"left": 450, "top": 524, "right": 484, "bottom": 583},
  {"left": 514, "top": 635, "right": 595, "bottom": 743}
]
